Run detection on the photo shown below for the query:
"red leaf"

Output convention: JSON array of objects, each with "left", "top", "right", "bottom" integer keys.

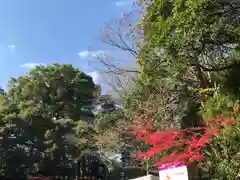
[{"left": 133, "top": 117, "right": 236, "bottom": 166}]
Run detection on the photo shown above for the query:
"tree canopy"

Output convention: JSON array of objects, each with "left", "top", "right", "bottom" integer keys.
[
  {"left": 8, "top": 64, "right": 95, "bottom": 122},
  {"left": 0, "top": 64, "right": 98, "bottom": 178}
]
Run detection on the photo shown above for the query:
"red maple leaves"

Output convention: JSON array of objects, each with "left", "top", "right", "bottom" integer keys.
[{"left": 132, "top": 115, "right": 237, "bottom": 166}]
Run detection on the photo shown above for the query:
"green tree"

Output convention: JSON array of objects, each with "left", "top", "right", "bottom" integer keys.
[
  {"left": 0, "top": 64, "right": 97, "bottom": 178},
  {"left": 126, "top": 0, "right": 240, "bottom": 128},
  {"left": 199, "top": 93, "right": 240, "bottom": 180},
  {"left": 125, "top": 0, "right": 240, "bottom": 179},
  {"left": 8, "top": 64, "right": 95, "bottom": 122}
]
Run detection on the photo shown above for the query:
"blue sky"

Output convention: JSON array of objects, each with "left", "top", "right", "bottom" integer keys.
[{"left": 0, "top": 0, "right": 135, "bottom": 91}]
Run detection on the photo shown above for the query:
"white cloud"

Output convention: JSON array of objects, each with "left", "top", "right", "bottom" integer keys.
[
  {"left": 114, "top": 0, "right": 134, "bottom": 7},
  {"left": 78, "top": 51, "right": 89, "bottom": 57},
  {"left": 78, "top": 50, "right": 107, "bottom": 58},
  {"left": 7, "top": 44, "right": 16, "bottom": 52},
  {"left": 114, "top": 1, "right": 128, "bottom": 7},
  {"left": 20, "top": 62, "right": 46, "bottom": 69}
]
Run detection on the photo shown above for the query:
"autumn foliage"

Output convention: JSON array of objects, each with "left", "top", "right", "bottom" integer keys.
[{"left": 132, "top": 116, "right": 237, "bottom": 167}]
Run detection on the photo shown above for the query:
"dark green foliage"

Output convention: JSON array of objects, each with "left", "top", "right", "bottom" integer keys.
[
  {"left": 77, "top": 153, "right": 109, "bottom": 180},
  {"left": 109, "top": 167, "right": 146, "bottom": 180},
  {"left": 7, "top": 64, "right": 95, "bottom": 121},
  {"left": 0, "top": 64, "right": 97, "bottom": 178}
]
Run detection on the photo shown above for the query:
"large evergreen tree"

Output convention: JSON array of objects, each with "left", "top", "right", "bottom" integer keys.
[{"left": 0, "top": 64, "right": 97, "bottom": 178}]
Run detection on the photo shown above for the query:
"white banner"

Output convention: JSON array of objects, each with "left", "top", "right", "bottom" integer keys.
[{"left": 159, "top": 164, "right": 188, "bottom": 180}]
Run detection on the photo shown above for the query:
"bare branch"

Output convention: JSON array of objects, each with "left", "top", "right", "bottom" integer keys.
[{"left": 87, "top": 9, "right": 142, "bottom": 91}]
